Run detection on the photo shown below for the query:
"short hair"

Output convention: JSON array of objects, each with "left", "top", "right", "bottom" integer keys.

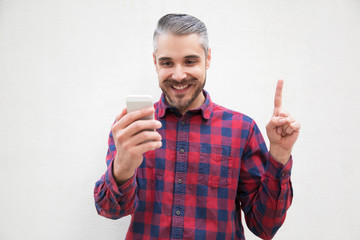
[{"left": 153, "top": 13, "right": 209, "bottom": 55}]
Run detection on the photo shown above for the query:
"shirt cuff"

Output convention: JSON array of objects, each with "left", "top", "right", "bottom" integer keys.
[
  {"left": 104, "top": 158, "right": 136, "bottom": 201},
  {"left": 266, "top": 152, "right": 293, "bottom": 182}
]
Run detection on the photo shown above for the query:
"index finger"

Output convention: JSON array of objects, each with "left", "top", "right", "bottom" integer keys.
[
  {"left": 273, "top": 79, "right": 283, "bottom": 116},
  {"left": 118, "top": 107, "right": 155, "bottom": 129},
  {"left": 115, "top": 108, "right": 128, "bottom": 122}
]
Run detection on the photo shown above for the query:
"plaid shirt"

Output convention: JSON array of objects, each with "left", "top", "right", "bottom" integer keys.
[{"left": 94, "top": 90, "right": 293, "bottom": 240}]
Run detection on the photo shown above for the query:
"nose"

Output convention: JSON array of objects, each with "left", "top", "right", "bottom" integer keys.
[{"left": 172, "top": 65, "right": 187, "bottom": 81}]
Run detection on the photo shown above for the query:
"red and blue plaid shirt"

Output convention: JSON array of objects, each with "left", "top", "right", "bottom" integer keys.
[{"left": 94, "top": 90, "right": 293, "bottom": 240}]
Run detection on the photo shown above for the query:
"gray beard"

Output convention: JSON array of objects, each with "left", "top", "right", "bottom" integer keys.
[{"left": 160, "top": 77, "right": 206, "bottom": 112}]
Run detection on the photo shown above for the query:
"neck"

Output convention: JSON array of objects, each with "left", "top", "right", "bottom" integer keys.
[{"left": 178, "top": 91, "right": 206, "bottom": 115}]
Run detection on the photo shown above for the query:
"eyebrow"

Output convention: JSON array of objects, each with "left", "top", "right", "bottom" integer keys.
[
  {"left": 158, "top": 57, "right": 172, "bottom": 61},
  {"left": 184, "top": 55, "right": 201, "bottom": 59},
  {"left": 158, "top": 55, "right": 201, "bottom": 61}
]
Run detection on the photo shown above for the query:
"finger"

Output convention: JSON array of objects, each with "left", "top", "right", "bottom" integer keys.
[
  {"left": 114, "top": 119, "right": 162, "bottom": 144},
  {"left": 112, "top": 120, "right": 162, "bottom": 155},
  {"left": 285, "top": 121, "right": 301, "bottom": 135},
  {"left": 279, "top": 111, "right": 290, "bottom": 118},
  {"left": 119, "top": 107, "right": 155, "bottom": 129},
  {"left": 128, "top": 119, "right": 162, "bottom": 135},
  {"left": 281, "top": 116, "right": 294, "bottom": 135},
  {"left": 273, "top": 79, "right": 284, "bottom": 116},
  {"left": 115, "top": 108, "right": 127, "bottom": 122},
  {"left": 279, "top": 112, "right": 290, "bottom": 135},
  {"left": 131, "top": 130, "right": 162, "bottom": 146},
  {"left": 112, "top": 108, "right": 128, "bottom": 136},
  {"left": 133, "top": 139, "right": 163, "bottom": 154},
  {"left": 268, "top": 116, "right": 292, "bottom": 128}
]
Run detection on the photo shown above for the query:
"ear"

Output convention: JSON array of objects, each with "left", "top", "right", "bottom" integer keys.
[
  {"left": 153, "top": 53, "right": 159, "bottom": 73},
  {"left": 205, "top": 48, "right": 211, "bottom": 69}
]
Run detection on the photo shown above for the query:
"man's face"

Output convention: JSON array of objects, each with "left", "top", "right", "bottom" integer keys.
[{"left": 153, "top": 33, "right": 211, "bottom": 114}]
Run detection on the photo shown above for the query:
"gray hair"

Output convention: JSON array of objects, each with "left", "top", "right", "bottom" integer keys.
[{"left": 153, "top": 14, "right": 209, "bottom": 55}]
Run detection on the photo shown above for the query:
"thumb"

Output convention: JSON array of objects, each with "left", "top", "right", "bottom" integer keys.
[{"left": 268, "top": 116, "right": 288, "bottom": 128}]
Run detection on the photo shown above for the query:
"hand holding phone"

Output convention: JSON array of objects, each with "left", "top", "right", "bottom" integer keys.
[{"left": 111, "top": 95, "right": 162, "bottom": 185}]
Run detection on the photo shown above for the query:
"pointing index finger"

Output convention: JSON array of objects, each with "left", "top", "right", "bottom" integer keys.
[{"left": 273, "top": 79, "right": 283, "bottom": 116}]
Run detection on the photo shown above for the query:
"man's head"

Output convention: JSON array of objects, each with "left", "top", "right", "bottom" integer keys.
[
  {"left": 153, "top": 14, "right": 209, "bottom": 56},
  {"left": 153, "top": 14, "right": 211, "bottom": 114}
]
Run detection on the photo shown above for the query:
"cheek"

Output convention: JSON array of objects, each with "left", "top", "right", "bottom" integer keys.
[
  {"left": 158, "top": 69, "right": 171, "bottom": 80},
  {"left": 191, "top": 67, "right": 205, "bottom": 79}
]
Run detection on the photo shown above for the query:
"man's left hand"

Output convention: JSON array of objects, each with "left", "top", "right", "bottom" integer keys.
[{"left": 266, "top": 80, "right": 301, "bottom": 165}]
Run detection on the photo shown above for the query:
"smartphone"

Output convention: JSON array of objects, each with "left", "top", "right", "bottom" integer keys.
[{"left": 126, "top": 95, "right": 154, "bottom": 120}]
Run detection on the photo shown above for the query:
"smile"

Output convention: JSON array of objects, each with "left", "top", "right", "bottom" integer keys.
[{"left": 172, "top": 84, "right": 190, "bottom": 90}]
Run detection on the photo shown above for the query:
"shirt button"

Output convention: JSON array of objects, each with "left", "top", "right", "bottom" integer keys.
[
  {"left": 281, "top": 172, "right": 286, "bottom": 177},
  {"left": 176, "top": 210, "right": 181, "bottom": 216},
  {"left": 178, "top": 179, "right": 182, "bottom": 184},
  {"left": 181, "top": 121, "right": 185, "bottom": 126},
  {"left": 179, "top": 149, "right": 185, "bottom": 154}
]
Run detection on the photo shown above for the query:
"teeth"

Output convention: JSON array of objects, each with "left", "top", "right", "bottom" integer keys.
[{"left": 173, "top": 84, "right": 189, "bottom": 90}]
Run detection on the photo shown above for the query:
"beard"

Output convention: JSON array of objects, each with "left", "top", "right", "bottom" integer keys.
[{"left": 160, "top": 76, "right": 206, "bottom": 112}]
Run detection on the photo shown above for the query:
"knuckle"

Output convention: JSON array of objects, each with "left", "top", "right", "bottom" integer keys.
[
  {"left": 267, "top": 118, "right": 276, "bottom": 127},
  {"left": 115, "top": 130, "right": 125, "bottom": 142},
  {"left": 116, "top": 113, "right": 122, "bottom": 121},
  {"left": 111, "top": 126, "right": 116, "bottom": 136},
  {"left": 141, "top": 130, "right": 151, "bottom": 139},
  {"left": 127, "top": 147, "right": 139, "bottom": 158},
  {"left": 111, "top": 122, "right": 119, "bottom": 133},
  {"left": 122, "top": 141, "right": 131, "bottom": 151},
  {"left": 128, "top": 147, "right": 136, "bottom": 156},
  {"left": 141, "top": 108, "right": 148, "bottom": 115},
  {"left": 272, "top": 117, "right": 279, "bottom": 124},
  {"left": 132, "top": 121, "right": 142, "bottom": 131}
]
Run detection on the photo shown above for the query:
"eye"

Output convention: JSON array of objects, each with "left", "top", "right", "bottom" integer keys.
[
  {"left": 160, "top": 61, "right": 173, "bottom": 67},
  {"left": 185, "top": 59, "right": 197, "bottom": 65}
]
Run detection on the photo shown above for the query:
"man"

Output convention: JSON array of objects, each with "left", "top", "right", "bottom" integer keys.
[{"left": 94, "top": 13, "right": 300, "bottom": 240}]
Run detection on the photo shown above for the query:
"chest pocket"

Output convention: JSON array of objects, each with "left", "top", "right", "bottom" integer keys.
[{"left": 198, "top": 144, "right": 232, "bottom": 188}]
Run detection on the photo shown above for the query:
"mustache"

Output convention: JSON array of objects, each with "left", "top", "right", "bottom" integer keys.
[{"left": 163, "top": 77, "right": 198, "bottom": 86}]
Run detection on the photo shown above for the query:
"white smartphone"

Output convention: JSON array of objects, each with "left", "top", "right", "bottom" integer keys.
[{"left": 126, "top": 95, "right": 154, "bottom": 120}]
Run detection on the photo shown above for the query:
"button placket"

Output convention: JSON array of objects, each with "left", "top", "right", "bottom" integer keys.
[{"left": 170, "top": 115, "right": 191, "bottom": 239}]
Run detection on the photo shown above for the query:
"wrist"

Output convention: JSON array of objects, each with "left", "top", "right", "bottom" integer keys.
[
  {"left": 269, "top": 146, "right": 291, "bottom": 165},
  {"left": 113, "top": 158, "right": 135, "bottom": 186}
]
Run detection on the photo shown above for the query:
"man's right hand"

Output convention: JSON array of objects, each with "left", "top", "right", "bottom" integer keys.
[{"left": 111, "top": 107, "right": 162, "bottom": 185}]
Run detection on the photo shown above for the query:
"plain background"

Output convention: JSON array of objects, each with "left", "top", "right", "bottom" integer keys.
[{"left": 1, "top": 0, "right": 360, "bottom": 239}]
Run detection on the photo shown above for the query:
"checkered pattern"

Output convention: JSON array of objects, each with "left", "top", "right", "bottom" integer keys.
[{"left": 94, "top": 90, "right": 293, "bottom": 240}]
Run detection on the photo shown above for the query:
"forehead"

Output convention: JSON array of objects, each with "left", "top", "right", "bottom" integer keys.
[{"left": 155, "top": 33, "right": 204, "bottom": 59}]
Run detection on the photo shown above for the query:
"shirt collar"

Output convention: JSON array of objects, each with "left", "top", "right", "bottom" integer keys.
[{"left": 157, "top": 90, "right": 213, "bottom": 120}]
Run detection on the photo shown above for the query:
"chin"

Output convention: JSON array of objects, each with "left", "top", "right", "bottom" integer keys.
[{"left": 169, "top": 90, "right": 202, "bottom": 111}]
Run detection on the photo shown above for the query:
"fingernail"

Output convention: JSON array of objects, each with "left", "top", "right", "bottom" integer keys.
[{"left": 279, "top": 119, "right": 285, "bottom": 124}]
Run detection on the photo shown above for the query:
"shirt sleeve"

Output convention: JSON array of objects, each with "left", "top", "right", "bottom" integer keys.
[
  {"left": 93, "top": 129, "right": 138, "bottom": 219},
  {"left": 238, "top": 120, "right": 293, "bottom": 240}
]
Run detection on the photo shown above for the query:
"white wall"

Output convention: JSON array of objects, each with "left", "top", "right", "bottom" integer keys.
[{"left": 1, "top": 0, "right": 359, "bottom": 239}]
